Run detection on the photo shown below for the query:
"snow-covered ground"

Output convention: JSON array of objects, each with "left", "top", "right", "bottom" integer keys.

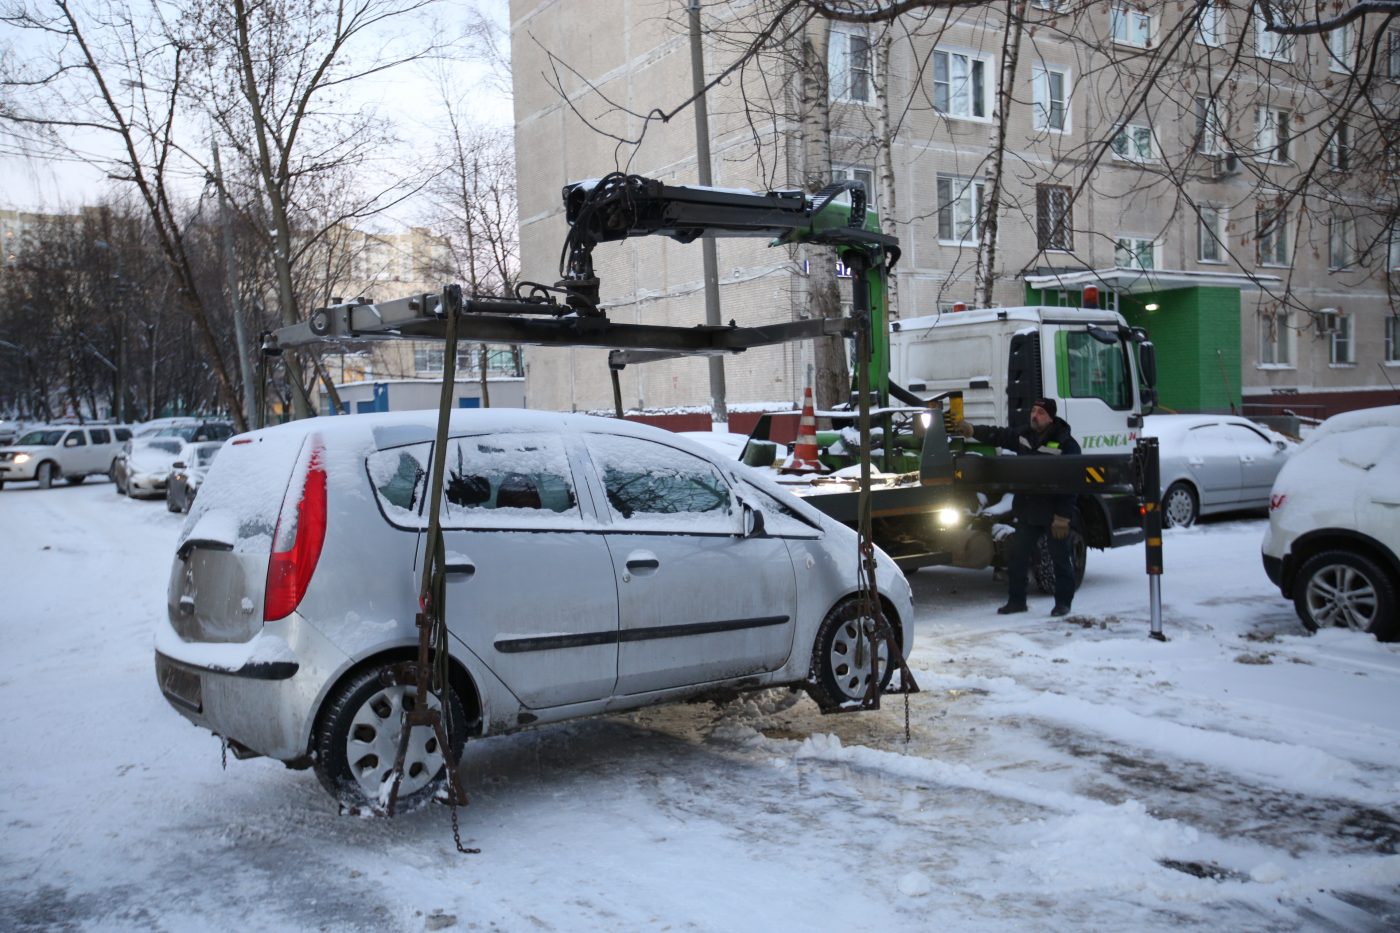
[{"left": 2, "top": 481, "right": 1398, "bottom": 931}]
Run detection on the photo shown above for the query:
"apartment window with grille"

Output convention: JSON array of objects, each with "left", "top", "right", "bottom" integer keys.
[
  {"left": 1259, "top": 310, "right": 1293, "bottom": 367},
  {"left": 1328, "top": 216, "right": 1355, "bottom": 269},
  {"left": 1255, "top": 14, "right": 1292, "bottom": 60},
  {"left": 1111, "top": 7, "right": 1152, "bottom": 46},
  {"left": 1112, "top": 123, "right": 1155, "bottom": 161},
  {"left": 1197, "top": 1, "right": 1223, "bottom": 46},
  {"left": 1032, "top": 65, "right": 1069, "bottom": 131},
  {"left": 936, "top": 175, "right": 985, "bottom": 243},
  {"left": 1194, "top": 95, "right": 1224, "bottom": 155},
  {"left": 1254, "top": 106, "right": 1291, "bottom": 162},
  {"left": 1327, "top": 122, "right": 1351, "bottom": 170},
  {"left": 1114, "top": 236, "right": 1156, "bottom": 270},
  {"left": 1328, "top": 22, "right": 1354, "bottom": 73},
  {"left": 1330, "top": 314, "right": 1354, "bottom": 365},
  {"left": 1386, "top": 316, "right": 1400, "bottom": 364},
  {"left": 1036, "top": 185, "right": 1073, "bottom": 251},
  {"left": 1257, "top": 206, "right": 1289, "bottom": 266},
  {"left": 933, "top": 49, "right": 991, "bottom": 119},
  {"left": 1198, "top": 206, "right": 1225, "bottom": 262},
  {"left": 830, "top": 24, "right": 872, "bottom": 103}
]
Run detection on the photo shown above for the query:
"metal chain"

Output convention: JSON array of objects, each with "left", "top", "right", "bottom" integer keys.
[
  {"left": 904, "top": 691, "right": 911, "bottom": 744},
  {"left": 221, "top": 738, "right": 228, "bottom": 770}
]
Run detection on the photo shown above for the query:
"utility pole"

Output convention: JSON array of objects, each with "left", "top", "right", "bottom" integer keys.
[
  {"left": 688, "top": 0, "right": 727, "bottom": 430},
  {"left": 212, "top": 140, "right": 258, "bottom": 425}
]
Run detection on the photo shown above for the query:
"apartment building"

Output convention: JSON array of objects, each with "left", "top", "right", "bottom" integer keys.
[{"left": 510, "top": 0, "right": 1399, "bottom": 419}]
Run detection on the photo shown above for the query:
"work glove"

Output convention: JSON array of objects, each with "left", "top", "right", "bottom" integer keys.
[
  {"left": 1051, "top": 515, "right": 1071, "bottom": 540},
  {"left": 955, "top": 419, "right": 975, "bottom": 438}
]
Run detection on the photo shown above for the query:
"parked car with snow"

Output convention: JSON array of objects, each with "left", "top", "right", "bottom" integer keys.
[
  {"left": 112, "top": 436, "right": 184, "bottom": 498},
  {"left": 1142, "top": 414, "right": 1294, "bottom": 527},
  {"left": 164, "top": 440, "right": 223, "bottom": 513},
  {"left": 150, "top": 419, "right": 235, "bottom": 443},
  {"left": 154, "top": 410, "right": 914, "bottom": 809},
  {"left": 0, "top": 423, "right": 133, "bottom": 489},
  {"left": 1262, "top": 405, "right": 1399, "bottom": 641},
  {"left": 0, "top": 419, "right": 26, "bottom": 445}
]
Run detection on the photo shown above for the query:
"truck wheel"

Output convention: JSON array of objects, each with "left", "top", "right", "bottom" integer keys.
[
  {"left": 1033, "top": 530, "right": 1086, "bottom": 596},
  {"left": 65, "top": 475, "right": 85, "bottom": 486},
  {"left": 1293, "top": 550, "right": 1396, "bottom": 642},
  {"left": 1162, "top": 482, "right": 1198, "bottom": 528},
  {"left": 314, "top": 666, "right": 466, "bottom": 811},
  {"left": 36, "top": 461, "right": 54, "bottom": 489},
  {"left": 807, "top": 598, "right": 895, "bottom": 711}
]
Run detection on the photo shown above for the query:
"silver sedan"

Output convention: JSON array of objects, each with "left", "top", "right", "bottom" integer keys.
[{"left": 1142, "top": 414, "right": 1295, "bottom": 527}]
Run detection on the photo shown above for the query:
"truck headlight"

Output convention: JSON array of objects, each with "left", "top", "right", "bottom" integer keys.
[{"left": 936, "top": 507, "right": 961, "bottom": 528}]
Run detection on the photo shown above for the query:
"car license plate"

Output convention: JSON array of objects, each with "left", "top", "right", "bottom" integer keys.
[{"left": 161, "top": 664, "right": 203, "bottom": 712}]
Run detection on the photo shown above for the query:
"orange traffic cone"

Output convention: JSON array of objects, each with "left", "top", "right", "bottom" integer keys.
[{"left": 781, "top": 386, "right": 825, "bottom": 474}]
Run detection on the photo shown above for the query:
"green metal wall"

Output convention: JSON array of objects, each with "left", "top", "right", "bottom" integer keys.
[{"left": 1022, "top": 283, "right": 1241, "bottom": 413}]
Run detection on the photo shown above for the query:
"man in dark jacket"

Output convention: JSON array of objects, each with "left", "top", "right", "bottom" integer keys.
[{"left": 957, "top": 398, "right": 1080, "bottom": 617}]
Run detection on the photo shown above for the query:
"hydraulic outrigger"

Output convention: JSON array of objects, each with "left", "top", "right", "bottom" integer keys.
[{"left": 265, "top": 172, "right": 1164, "bottom": 827}]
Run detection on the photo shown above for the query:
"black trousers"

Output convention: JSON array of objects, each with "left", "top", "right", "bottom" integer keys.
[{"left": 1005, "top": 521, "right": 1075, "bottom": 607}]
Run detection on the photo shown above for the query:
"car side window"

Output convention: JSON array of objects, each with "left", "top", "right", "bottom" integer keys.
[
  {"left": 114, "top": 428, "right": 131, "bottom": 441},
  {"left": 64, "top": 431, "right": 87, "bottom": 447},
  {"left": 585, "top": 433, "right": 735, "bottom": 530},
  {"left": 1223, "top": 423, "right": 1273, "bottom": 452},
  {"left": 90, "top": 429, "right": 111, "bottom": 444},
  {"left": 367, "top": 433, "right": 580, "bottom": 528}
]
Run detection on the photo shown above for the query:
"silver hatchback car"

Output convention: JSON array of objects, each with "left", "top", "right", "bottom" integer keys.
[{"left": 155, "top": 410, "right": 914, "bottom": 808}]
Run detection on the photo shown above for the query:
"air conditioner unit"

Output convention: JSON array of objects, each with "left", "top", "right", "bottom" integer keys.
[{"left": 1212, "top": 153, "right": 1241, "bottom": 180}]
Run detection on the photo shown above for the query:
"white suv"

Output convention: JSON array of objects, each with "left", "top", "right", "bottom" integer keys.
[
  {"left": 1262, "top": 406, "right": 1399, "bottom": 641},
  {"left": 0, "top": 424, "right": 133, "bottom": 489}
]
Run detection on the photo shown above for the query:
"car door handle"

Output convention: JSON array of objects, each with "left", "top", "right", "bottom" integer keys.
[
  {"left": 445, "top": 562, "right": 475, "bottom": 577},
  {"left": 626, "top": 557, "right": 660, "bottom": 571}
]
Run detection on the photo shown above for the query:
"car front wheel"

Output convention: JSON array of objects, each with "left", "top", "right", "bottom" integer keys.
[
  {"left": 808, "top": 598, "right": 895, "bottom": 711},
  {"left": 36, "top": 461, "right": 54, "bottom": 489},
  {"left": 314, "top": 666, "right": 466, "bottom": 811},
  {"left": 1162, "top": 482, "right": 1198, "bottom": 528},
  {"left": 1294, "top": 550, "right": 1397, "bottom": 642}
]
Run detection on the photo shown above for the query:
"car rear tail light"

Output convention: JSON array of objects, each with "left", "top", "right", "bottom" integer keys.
[{"left": 264, "top": 439, "right": 327, "bottom": 622}]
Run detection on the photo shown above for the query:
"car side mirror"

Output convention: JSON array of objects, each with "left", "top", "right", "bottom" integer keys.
[
  {"left": 1274, "top": 440, "right": 1287, "bottom": 452},
  {"left": 742, "top": 502, "right": 767, "bottom": 538},
  {"left": 172, "top": 461, "right": 186, "bottom": 469}
]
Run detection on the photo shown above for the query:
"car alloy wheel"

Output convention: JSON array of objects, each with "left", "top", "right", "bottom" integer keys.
[
  {"left": 808, "top": 598, "right": 894, "bottom": 710},
  {"left": 315, "top": 666, "right": 466, "bottom": 809},
  {"left": 1162, "top": 482, "right": 1198, "bottom": 528},
  {"left": 1294, "top": 550, "right": 1397, "bottom": 641}
]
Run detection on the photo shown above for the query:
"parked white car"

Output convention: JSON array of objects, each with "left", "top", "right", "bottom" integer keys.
[
  {"left": 154, "top": 410, "right": 914, "bottom": 810},
  {"left": 1142, "top": 414, "right": 1294, "bottom": 527},
  {"left": 0, "top": 424, "right": 133, "bottom": 489},
  {"left": 113, "top": 437, "right": 184, "bottom": 498},
  {"left": 1262, "top": 405, "right": 1399, "bottom": 641}
]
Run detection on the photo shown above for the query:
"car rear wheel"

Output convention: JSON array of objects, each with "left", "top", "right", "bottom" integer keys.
[
  {"left": 1294, "top": 550, "right": 1397, "bottom": 642},
  {"left": 808, "top": 598, "right": 895, "bottom": 711},
  {"left": 1162, "top": 482, "right": 1198, "bottom": 528},
  {"left": 165, "top": 489, "right": 180, "bottom": 512},
  {"left": 314, "top": 666, "right": 466, "bottom": 810},
  {"left": 36, "top": 461, "right": 54, "bottom": 489}
]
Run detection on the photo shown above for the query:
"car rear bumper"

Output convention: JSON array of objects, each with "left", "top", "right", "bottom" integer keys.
[{"left": 1262, "top": 553, "right": 1283, "bottom": 589}]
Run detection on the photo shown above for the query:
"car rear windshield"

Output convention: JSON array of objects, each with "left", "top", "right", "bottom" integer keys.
[
  {"left": 18, "top": 430, "right": 63, "bottom": 446},
  {"left": 181, "top": 432, "right": 306, "bottom": 553}
]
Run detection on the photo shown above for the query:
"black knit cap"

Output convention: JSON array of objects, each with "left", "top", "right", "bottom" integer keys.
[{"left": 1031, "top": 397, "right": 1057, "bottom": 417}]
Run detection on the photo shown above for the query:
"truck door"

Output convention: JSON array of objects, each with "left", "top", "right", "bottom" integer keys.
[
  {"left": 580, "top": 432, "right": 797, "bottom": 697},
  {"left": 1053, "top": 328, "right": 1137, "bottom": 451}
]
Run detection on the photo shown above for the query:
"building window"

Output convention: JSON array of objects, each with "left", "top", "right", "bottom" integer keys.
[
  {"left": 1256, "top": 205, "right": 1289, "bottom": 266},
  {"left": 936, "top": 175, "right": 985, "bottom": 243},
  {"left": 1255, "top": 14, "right": 1292, "bottom": 60},
  {"left": 1330, "top": 314, "right": 1354, "bottom": 365},
  {"left": 1036, "top": 184, "right": 1073, "bottom": 251},
  {"left": 933, "top": 49, "right": 991, "bottom": 119},
  {"left": 414, "top": 345, "right": 471, "bottom": 374},
  {"left": 1198, "top": 206, "right": 1225, "bottom": 262},
  {"left": 1112, "top": 123, "right": 1155, "bottom": 161},
  {"left": 1386, "top": 316, "right": 1400, "bottom": 364},
  {"left": 1254, "top": 106, "right": 1291, "bottom": 162},
  {"left": 1388, "top": 29, "right": 1400, "bottom": 78},
  {"left": 1194, "top": 95, "right": 1224, "bottom": 155},
  {"left": 1328, "top": 21, "right": 1354, "bottom": 73},
  {"left": 1197, "top": 1, "right": 1223, "bottom": 46},
  {"left": 1390, "top": 224, "right": 1400, "bottom": 271},
  {"left": 1111, "top": 6, "right": 1152, "bottom": 46},
  {"left": 1114, "top": 236, "right": 1156, "bottom": 270},
  {"left": 1032, "top": 65, "right": 1069, "bottom": 131},
  {"left": 834, "top": 165, "right": 878, "bottom": 211},
  {"left": 1328, "top": 216, "right": 1355, "bottom": 269},
  {"left": 830, "top": 24, "right": 872, "bottom": 103},
  {"left": 1259, "top": 310, "right": 1292, "bottom": 366},
  {"left": 1327, "top": 122, "right": 1351, "bottom": 170}
]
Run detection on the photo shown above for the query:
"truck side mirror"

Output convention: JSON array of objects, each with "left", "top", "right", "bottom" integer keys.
[{"left": 1138, "top": 340, "right": 1158, "bottom": 389}]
